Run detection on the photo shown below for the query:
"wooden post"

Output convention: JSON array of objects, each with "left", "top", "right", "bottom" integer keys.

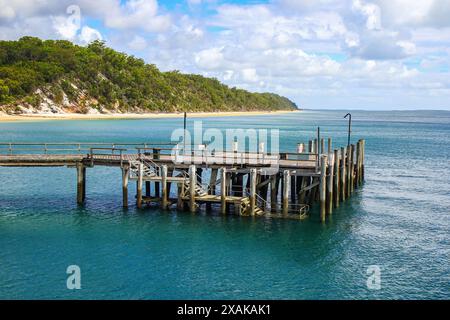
[
  {"left": 282, "top": 170, "right": 290, "bottom": 216},
  {"left": 221, "top": 168, "right": 227, "bottom": 214},
  {"left": 346, "top": 145, "right": 352, "bottom": 198},
  {"left": 122, "top": 165, "right": 129, "bottom": 208},
  {"left": 137, "top": 162, "right": 143, "bottom": 209},
  {"left": 333, "top": 149, "right": 340, "bottom": 208},
  {"left": 361, "top": 139, "right": 365, "bottom": 183},
  {"left": 210, "top": 169, "right": 218, "bottom": 195},
  {"left": 270, "top": 174, "right": 277, "bottom": 212},
  {"left": 308, "top": 140, "right": 312, "bottom": 153},
  {"left": 161, "top": 165, "right": 168, "bottom": 210},
  {"left": 290, "top": 175, "right": 296, "bottom": 203},
  {"left": 327, "top": 152, "right": 334, "bottom": 215},
  {"left": 328, "top": 138, "right": 332, "bottom": 154},
  {"left": 350, "top": 144, "right": 355, "bottom": 195},
  {"left": 297, "top": 143, "right": 305, "bottom": 153},
  {"left": 249, "top": 168, "right": 257, "bottom": 216},
  {"left": 320, "top": 155, "right": 327, "bottom": 222},
  {"left": 355, "top": 140, "right": 361, "bottom": 188},
  {"left": 341, "top": 147, "right": 346, "bottom": 202},
  {"left": 189, "top": 165, "right": 196, "bottom": 213},
  {"left": 320, "top": 138, "right": 325, "bottom": 155},
  {"left": 298, "top": 176, "right": 307, "bottom": 204},
  {"left": 177, "top": 182, "right": 184, "bottom": 211},
  {"left": 206, "top": 168, "right": 218, "bottom": 210},
  {"left": 76, "top": 162, "right": 85, "bottom": 204}
]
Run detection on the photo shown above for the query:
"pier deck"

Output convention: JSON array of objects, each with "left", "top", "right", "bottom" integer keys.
[{"left": 0, "top": 139, "right": 365, "bottom": 222}]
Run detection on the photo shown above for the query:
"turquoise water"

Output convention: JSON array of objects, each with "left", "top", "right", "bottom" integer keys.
[{"left": 0, "top": 110, "right": 449, "bottom": 299}]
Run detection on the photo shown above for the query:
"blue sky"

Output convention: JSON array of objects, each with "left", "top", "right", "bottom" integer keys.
[{"left": 1, "top": 0, "right": 450, "bottom": 110}]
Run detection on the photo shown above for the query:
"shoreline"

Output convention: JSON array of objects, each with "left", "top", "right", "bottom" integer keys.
[{"left": 0, "top": 110, "right": 298, "bottom": 122}]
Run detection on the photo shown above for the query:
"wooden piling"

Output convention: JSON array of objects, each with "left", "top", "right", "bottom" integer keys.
[
  {"left": 282, "top": 170, "right": 290, "bottom": 216},
  {"left": 290, "top": 175, "right": 296, "bottom": 204},
  {"left": 249, "top": 168, "right": 257, "bottom": 216},
  {"left": 177, "top": 182, "right": 184, "bottom": 211},
  {"left": 333, "top": 149, "right": 340, "bottom": 208},
  {"left": 361, "top": 139, "right": 365, "bottom": 182},
  {"left": 161, "top": 165, "right": 168, "bottom": 210},
  {"left": 355, "top": 140, "right": 361, "bottom": 188},
  {"left": 189, "top": 165, "right": 196, "bottom": 213},
  {"left": 137, "top": 162, "right": 143, "bottom": 209},
  {"left": 328, "top": 138, "right": 332, "bottom": 154},
  {"left": 270, "top": 174, "right": 277, "bottom": 212},
  {"left": 221, "top": 168, "right": 227, "bottom": 214},
  {"left": 350, "top": 144, "right": 355, "bottom": 194},
  {"left": 341, "top": 147, "right": 346, "bottom": 202},
  {"left": 320, "top": 155, "right": 327, "bottom": 222},
  {"left": 346, "top": 145, "right": 352, "bottom": 198},
  {"left": 76, "top": 162, "right": 85, "bottom": 204},
  {"left": 298, "top": 176, "right": 307, "bottom": 204},
  {"left": 122, "top": 164, "right": 129, "bottom": 208},
  {"left": 327, "top": 152, "right": 334, "bottom": 215},
  {"left": 320, "top": 138, "right": 325, "bottom": 155}
]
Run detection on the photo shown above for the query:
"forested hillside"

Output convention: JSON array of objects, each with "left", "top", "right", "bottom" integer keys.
[{"left": 0, "top": 37, "right": 297, "bottom": 114}]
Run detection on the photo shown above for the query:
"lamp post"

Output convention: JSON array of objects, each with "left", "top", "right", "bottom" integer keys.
[{"left": 344, "top": 113, "right": 352, "bottom": 146}]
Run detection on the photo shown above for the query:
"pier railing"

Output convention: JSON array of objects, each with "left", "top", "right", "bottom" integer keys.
[{"left": 0, "top": 142, "right": 177, "bottom": 155}]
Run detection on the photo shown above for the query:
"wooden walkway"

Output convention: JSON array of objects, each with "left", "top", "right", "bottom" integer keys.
[{"left": 0, "top": 139, "right": 366, "bottom": 222}]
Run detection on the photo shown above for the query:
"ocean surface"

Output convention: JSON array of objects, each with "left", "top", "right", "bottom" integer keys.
[{"left": 0, "top": 110, "right": 449, "bottom": 299}]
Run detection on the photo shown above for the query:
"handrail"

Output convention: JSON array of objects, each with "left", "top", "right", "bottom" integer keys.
[{"left": 88, "top": 147, "right": 127, "bottom": 167}]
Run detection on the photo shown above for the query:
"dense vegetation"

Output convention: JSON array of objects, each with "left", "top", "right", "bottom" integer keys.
[{"left": 0, "top": 37, "right": 297, "bottom": 114}]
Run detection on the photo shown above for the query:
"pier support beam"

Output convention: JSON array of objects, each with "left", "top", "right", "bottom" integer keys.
[
  {"left": 270, "top": 174, "right": 277, "bottom": 212},
  {"left": 333, "top": 149, "right": 340, "bottom": 208},
  {"left": 327, "top": 152, "right": 334, "bottom": 215},
  {"left": 76, "top": 162, "right": 86, "bottom": 204},
  {"left": 350, "top": 144, "right": 355, "bottom": 195},
  {"left": 341, "top": 147, "right": 346, "bottom": 202},
  {"left": 249, "top": 168, "right": 257, "bottom": 216},
  {"left": 137, "top": 162, "right": 143, "bottom": 209},
  {"left": 122, "top": 164, "right": 129, "bottom": 208},
  {"left": 282, "top": 170, "right": 290, "bottom": 216},
  {"left": 320, "top": 155, "right": 327, "bottom": 222},
  {"left": 346, "top": 145, "right": 352, "bottom": 198},
  {"left": 189, "top": 165, "right": 196, "bottom": 213},
  {"left": 161, "top": 165, "right": 168, "bottom": 210},
  {"left": 221, "top": 168, "right": 227, "bottom": 215}
]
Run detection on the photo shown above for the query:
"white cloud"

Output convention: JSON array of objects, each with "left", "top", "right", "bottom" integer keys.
[
  {"left": 79, "top": 26, "right": 102, "bottom": 44},
  {"left": 127, "top": 35, "right": 148, "bottom": 51},
  {"left": 103, "top": 0, "right": 171, "bottom": 32},
  {"left": 352, "top": 0, "right": 381, "bottom": 30},
  {"left": 195, "top": 47, "right": 224, "bottom": 70}
]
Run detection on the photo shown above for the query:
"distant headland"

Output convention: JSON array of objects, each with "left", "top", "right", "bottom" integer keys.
[{"left": 0, "top": 37, "right": 298, "bottom": 117}]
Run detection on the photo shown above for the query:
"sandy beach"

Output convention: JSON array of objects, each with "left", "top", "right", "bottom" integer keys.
[{"left": 0, "top": 110, "right": 298, "bottom": 122}]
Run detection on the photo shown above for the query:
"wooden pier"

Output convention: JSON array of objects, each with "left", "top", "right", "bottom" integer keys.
[{"left": 0, "top": 139, "right": 365, "bottom": 222}]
